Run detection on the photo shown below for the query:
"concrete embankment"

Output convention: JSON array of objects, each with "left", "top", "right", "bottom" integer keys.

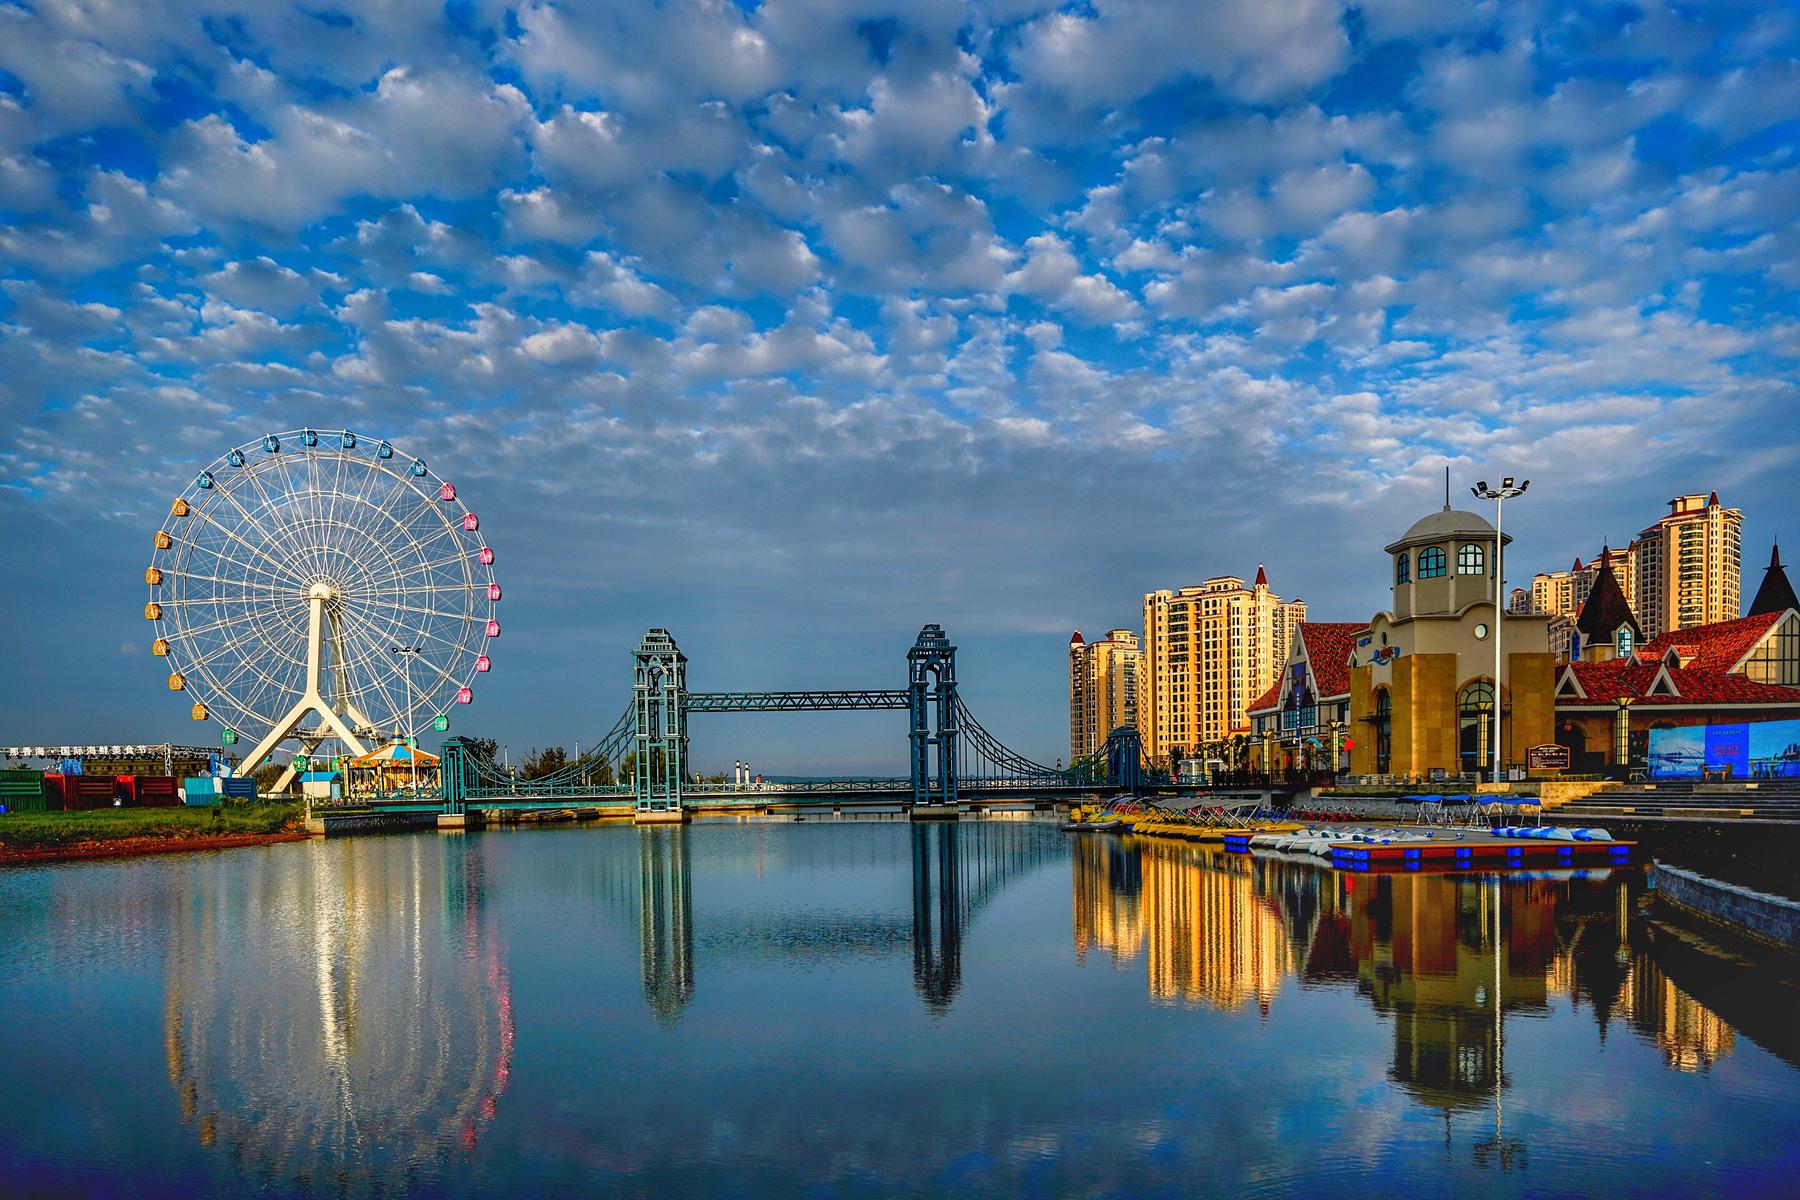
[{"left": 1652, "top": 860, "right": 1800, "bottom": 952}]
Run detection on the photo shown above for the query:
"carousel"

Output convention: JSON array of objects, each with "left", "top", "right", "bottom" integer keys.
[{"left": 346, "top": 736, "right": 440, "bottom": 797}]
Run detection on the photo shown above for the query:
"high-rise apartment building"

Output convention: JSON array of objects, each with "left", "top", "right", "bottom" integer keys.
[
  {"left": 1139, "top": 567, "right": 1304, "bottom": 762},
  {"left": 1528, "top": 545, "right": 1635, "bottom": 621},
  {"left": 1067, "top": 628, "right": 1141, "bottom": 765},
  {"left": 1631, "top": 493, "right": 1742, "bottom": 637}
]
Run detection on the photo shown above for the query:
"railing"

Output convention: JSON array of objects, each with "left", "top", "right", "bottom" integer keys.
[{"left": 1192, "top": 768, "right": 1339, "bottom": 790}]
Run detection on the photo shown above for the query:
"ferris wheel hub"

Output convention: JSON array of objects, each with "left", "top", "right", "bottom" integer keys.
[{"left": 306, "top": 581, "right": 341, "bottom": 602}]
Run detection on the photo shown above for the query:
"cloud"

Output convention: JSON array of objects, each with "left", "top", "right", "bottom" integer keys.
[
  {"left": 1006, "top": 233, "right": 1143, "bottom": 324},
  {"left": 0, "top": 0, "right": 1796, "bottom": 767}
]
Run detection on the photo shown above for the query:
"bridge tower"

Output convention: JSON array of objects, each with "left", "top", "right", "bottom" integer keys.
[
  {"left": 634, "top": 629, "right": 689, "bottom": 821},
  {"left": 1103, "top": 726, "right": 1149, "bottom": 791},
  {"left": 908, "top": 624, "right": 959, "bottom": 814}
]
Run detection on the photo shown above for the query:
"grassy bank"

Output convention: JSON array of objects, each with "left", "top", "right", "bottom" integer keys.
[{"left": 0, "top": 802, "right": 302, "bottom": 852}]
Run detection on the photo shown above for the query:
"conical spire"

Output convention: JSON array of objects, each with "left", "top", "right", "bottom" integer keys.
[
  {"left": 1576, "top": 556, "right": 1644, "bottom": 644},
  {"left": 1749, "top": 542, "right": 1799, "bottom": 617},
  {"left": 1254, "top": 564, "right": 1268, "bottom": 588}
]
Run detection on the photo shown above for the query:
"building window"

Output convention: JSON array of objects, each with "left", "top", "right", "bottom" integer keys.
[
  {"left": 1418, "top": 547, "right": 1447, "bottom": 579},
  {"left": 1616, "top": 626, "right": 1634, "bottom": 657},
  {"left": 1373, "top": 688, "right": 1391, "bottom": 774},
  {"left": 1395, "top": 553, "right": 1410, "bottom": 584},
  {"left": 1458, "top": 680, "right": 1495, "bottom": 775},
  {"left": 1457, "top": 543, "right": 1485, "bottom": 575}
]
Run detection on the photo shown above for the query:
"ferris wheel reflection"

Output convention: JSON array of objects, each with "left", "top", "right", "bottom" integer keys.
[{"left": 162, "top": 837, "right": 513, "bottom": 1189}]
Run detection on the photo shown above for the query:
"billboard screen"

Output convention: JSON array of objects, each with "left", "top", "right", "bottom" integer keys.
[{"left": 1648, "top": 717, "right": 1800, "bottom": 780}]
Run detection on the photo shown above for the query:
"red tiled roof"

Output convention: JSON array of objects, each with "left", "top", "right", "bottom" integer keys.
[
  {"left": 1246, "top": 681, "right": 1282, "bottom": 715},
  {"left": 1300, "top": 622, "right": 1367, "bottom": 698},
  {"left": 1244, "top": 622, "right": 1367, "bottom": 715},
  {"left": 1642, "top": 611, "right": 1784, "bottom": 674},
  {"left": 1560, "top": 658, "right": 1800, "bottom": 707}
]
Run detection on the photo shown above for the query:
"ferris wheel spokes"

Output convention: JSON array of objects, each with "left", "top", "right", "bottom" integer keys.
[{"left": 150, "top": 430, "right": 498, "bottom": 794}]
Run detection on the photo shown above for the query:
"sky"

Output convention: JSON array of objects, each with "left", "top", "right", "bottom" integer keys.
[{"left": 2, "top": 0, "right": 1797, "bottom": 773}]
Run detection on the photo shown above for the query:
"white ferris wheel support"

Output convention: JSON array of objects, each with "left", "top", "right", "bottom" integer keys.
[{"left": 238, "top": 583, "right": 376, "bottom": 793}]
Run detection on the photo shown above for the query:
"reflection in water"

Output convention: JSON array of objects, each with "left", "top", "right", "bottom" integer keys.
[
  {"left": 909, "top": 820, "right": 1067, "bottom": 1011},
  {"left": 162, "top": 839, "right": 513, "bottom": 1190},
  {"left": 1348, "top": 873, "right": 1549, "bottom": 1119},
  {"left": 621, "top": 819, "right": 1063, "bottom": 1022},
  {"left": 1070, "top": 838, "right": 1765, "bottom": 1166},
  {"left": 639, "top": 826, "right": 695, "bottom": 1025},
  {"left": 1071, "top": 834, "right": 1142, "bottom": 965},
  {"left": 911, "top": 823, "right": 962, "bottom": 1010},
  {"left": 0, "top": 819, "right": 1785, "bottom": 1199},
  {"left": 1142, "top": 842, "right": 1292, "bottom": 1013},
  {"left": 1550, "top": 882, "right": 1737, "bottom": 1072}
]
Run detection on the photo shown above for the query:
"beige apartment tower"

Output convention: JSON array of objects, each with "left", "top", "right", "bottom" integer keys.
[
  {"left": 1529, "top": 544, "right": 1635, "bottom": 620},
  {"left": 1140, "top": 568, "right": 1304, "bottom": 763},
  {"left": 1068, "top": 629, "right": 1141, "bottom": 765},
  {"left": 1631, "top": 493, "right": 1742, "bottom": 637}
]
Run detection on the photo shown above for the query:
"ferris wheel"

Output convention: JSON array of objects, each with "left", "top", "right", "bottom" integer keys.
[{"left": 145, "top": 429, "right": 500, "bottom": 789}]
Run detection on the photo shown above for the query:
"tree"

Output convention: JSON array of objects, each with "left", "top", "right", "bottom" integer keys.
[
  {"left": 521, "top": 746, "right": 568, "bottom": 779},
  {"left": 465, "top": 736, "right": 499, "bottom": 763}
]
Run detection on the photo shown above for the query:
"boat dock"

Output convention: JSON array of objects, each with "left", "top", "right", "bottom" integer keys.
[{"left": 1218, "top": 825, "right": 1634, "bottom": 872}]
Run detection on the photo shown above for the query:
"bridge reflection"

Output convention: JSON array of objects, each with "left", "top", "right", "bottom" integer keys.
[
  {"left": 638, "top": 826, "right": 694, "bottom": 1025},
  {"left": 629, "top": 818, "right": 1062, "bottom": 1021},
  {"left": 1069, "top": 836, "right": 1779, "bottom": 1165}
]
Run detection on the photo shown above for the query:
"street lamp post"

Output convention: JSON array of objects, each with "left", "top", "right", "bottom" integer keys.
[
  {"left": 391, "top": 645, "right": 422, "bottom": 793},
  {"left": 1472, "top": 477, "right": 1529, "bottom": 783}
]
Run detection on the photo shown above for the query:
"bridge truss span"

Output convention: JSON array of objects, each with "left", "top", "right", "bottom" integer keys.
[
  {"left": 438, "top": 623, "right": 1161, "bottom": 814},
  {"left": 686, "top": 691, "right": 910, "bottom": 712}
]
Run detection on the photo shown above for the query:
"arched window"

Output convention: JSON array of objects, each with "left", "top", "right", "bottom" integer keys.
[
  {"left": 1616, "top": 626, "right": 1634, "bottom": 657},
  {"left": 1458, "top": 680, "right": 1495, "bottom": 774},
  {"left": 1457, "top": 543, "right": 1485, "bottom": 574},
  {"left": 1373, "top": 688, "right": 1392, "bottom": 774},
  {"left": 1418, "top": 546, "right": 1447, "bottom": 578},
  {"left": 1395, "top": 552, "right": 1410, "bottom": 584}
]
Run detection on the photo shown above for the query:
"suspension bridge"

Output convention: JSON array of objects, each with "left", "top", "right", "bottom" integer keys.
[{"left": 431, "top": 624, "right": 1158, "bottom": 823}]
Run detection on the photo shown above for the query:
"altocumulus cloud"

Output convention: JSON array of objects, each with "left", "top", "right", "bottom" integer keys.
[{"left": 1, "top": 0, "right": 1796, "bottom": 769}]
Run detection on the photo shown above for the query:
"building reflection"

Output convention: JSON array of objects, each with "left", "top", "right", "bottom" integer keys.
[
  {"left": 162, "top": 837, "right": 514, "bottom": 1189},
  {"left": 1346, "top": 874, "right": 1550, "bottom": 1131},
  {"left": 1139, "top": 842, "right": 1293, "bottom": 1013},
  {"left": 1071, "top": 834, "right": 1143, "bottom": 965},
  {"left": 1070, "top": 840, "right": 1764, "bottom": 1168},
  {"left": 639, "top": 825, "right": 695, "bottom": 1025},
  {"left": 1546, "top": 882, "right": 1738, "bottom": 1072}
]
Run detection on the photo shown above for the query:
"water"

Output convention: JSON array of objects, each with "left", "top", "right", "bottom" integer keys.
[{"left": 2, "top": 819, "right": 1797, "bottom": 1198}]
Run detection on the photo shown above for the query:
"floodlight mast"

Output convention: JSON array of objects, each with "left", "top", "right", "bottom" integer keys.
[{"left": 1472, "top": 478, "right": 1529, "bottom": 782}]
